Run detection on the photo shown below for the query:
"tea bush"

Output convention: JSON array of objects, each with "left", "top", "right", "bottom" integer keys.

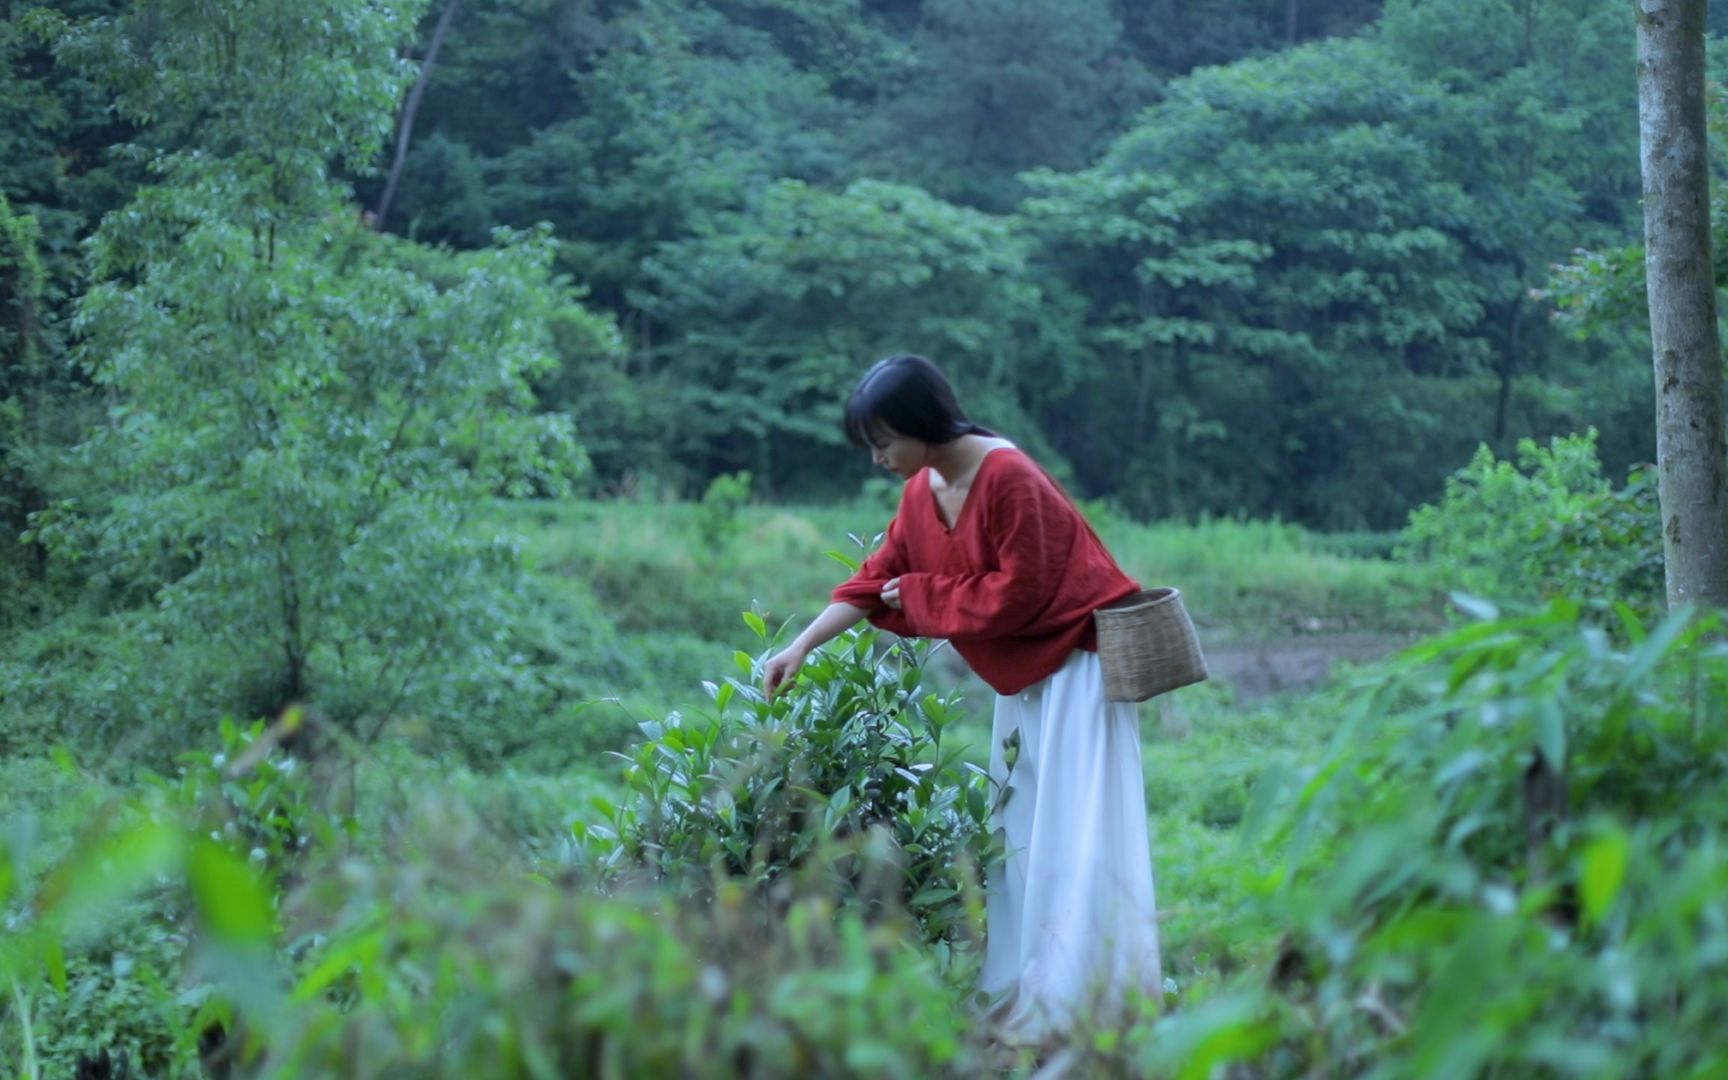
[{"left": 567, "top": 610, "right": 998, "bottom": 955}]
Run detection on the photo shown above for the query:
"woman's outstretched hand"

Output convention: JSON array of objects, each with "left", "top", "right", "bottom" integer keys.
[
  {"left": 763, "top": 646, "right": 809, "bottom": 700},
  {"left": 760, "top": 601, "right": 868, "bottom": 701}
]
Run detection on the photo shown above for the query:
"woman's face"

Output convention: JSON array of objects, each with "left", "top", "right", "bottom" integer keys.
[{"left": 867, "top": 425, "right": 928, "bottom": 479}]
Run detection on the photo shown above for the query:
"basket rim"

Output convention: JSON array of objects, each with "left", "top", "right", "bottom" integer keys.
[{"left": 1096, "top": 586, "right": 1182, "bottom": 616}]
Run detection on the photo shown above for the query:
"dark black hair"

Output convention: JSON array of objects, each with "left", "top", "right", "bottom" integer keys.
[{"left": 842, "top": 354, "right": 993, "bottom": 448}]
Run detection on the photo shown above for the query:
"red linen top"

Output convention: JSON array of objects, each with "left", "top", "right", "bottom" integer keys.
[{"left": 830, "top": 448, "right": 1140, "bottom": 695}]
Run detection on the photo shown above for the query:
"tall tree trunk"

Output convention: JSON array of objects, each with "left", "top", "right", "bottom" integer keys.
[
  {"left": 375, "top": 0, "right": 460, "bottom": 231},
  {"left": 1636, "top": 0, "right": 1728, "bottom": 610},
  {"left": 1494, "top": 299, "right": 1523, "bottom": 445}
]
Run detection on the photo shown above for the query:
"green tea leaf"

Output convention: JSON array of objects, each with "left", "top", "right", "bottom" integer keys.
[
  {"left": 189, "top": 840, "right": 275, "bottom": 944},
  {"left": 42, "top": 938, "right": 66, "bottom": 996},
  {"left": 824, "top": 549, "right": 862, "bottom": 572},
  {"left": 1579, "top": 827, "right": 1629, "bottom": 927}
]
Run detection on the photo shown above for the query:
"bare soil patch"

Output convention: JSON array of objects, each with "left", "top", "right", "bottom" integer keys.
[{"left": 1203, "top": 633, "right": 1414, "bottom": 700}]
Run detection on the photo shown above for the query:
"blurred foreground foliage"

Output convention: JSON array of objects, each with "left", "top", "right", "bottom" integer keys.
[{"left": 1237, "top": 598, "right": 1728, "bottom": 1076}]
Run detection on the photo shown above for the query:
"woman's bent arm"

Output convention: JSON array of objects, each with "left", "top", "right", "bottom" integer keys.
[{"left": 763, "top": 601, "right": 870, "bottom": 699}]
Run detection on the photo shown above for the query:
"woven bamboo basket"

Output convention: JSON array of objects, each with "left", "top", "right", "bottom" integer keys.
[{"left": 1093, "top": 587, "right": 1209, "bottom": 703}]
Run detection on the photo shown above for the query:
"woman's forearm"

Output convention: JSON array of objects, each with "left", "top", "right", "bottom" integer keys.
[
  {"left": 764, "top": 601, "right": 871, "bottom": 699},
  {"left": 790, "top": 601, "right": 870, "bottom": 654}
]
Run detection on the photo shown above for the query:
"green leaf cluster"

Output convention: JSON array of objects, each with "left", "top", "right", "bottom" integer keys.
[
  {"left": 571, "top": 611, "right": 997, "bottom": 954},
  {"left": 1400, "top": 430, "right": 1663, "bottom": 619}
]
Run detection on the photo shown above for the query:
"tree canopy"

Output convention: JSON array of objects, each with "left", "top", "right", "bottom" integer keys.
[{"left": 4, "top": 0, "right": 1662, "bottom": 523}]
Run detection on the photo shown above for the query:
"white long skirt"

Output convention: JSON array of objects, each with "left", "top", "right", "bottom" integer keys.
[{"left": 979, "top": 649, "right": 1162, "bottom": 1043}]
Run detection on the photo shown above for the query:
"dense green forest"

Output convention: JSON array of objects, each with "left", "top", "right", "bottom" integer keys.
[
  {"left": 348, "top": 0, "right": 1665, "bottom": 522},
  {"left": 5, "top": 0, "right": 1697, "bottom": 534},
  {"left": 4, "top": 0, "right": 1728, "bottom": 1076}
]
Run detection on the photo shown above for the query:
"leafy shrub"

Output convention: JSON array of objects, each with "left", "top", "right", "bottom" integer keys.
[
  {"left": 696, "top": 470, "right": 755, "bottom": 551},
  {"left": 18, "top": 897, "right": 190, "bottom": 1078},
  {"left": 23, "top": 202, "right": 589, "bottom": 761},
  {"left": 33, "top": 586, "right": 1728, "bottom": 1077},
  {"left": 1533, "top": 465, "right": 1663, "bottom": 620},
  {"left": 408, "top": 578, "right": 650, "bottom": 772},
  {"left": 0, "top": 612, "right": 171, "bottom": 759},
  {"left": 149, "top": 714, "right": 330, "bottom": 882},
  {"left": 568, "top": 613, "right": 998, "bottom": 956},
  {"left": 1399, "top": 431, "right": 1662, "bottom": 618}
]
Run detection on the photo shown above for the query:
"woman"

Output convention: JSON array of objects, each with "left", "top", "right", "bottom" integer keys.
[{"left": 762, "top": 354, "right": 1162, "bottom": 1047}]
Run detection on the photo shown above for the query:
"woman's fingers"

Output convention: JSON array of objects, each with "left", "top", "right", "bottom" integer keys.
[
  {"left": 763, "top": 651, "right": 801, "bottom": 699},
  {"left": 881, "top": 577, "right": 902, "bottom": 609}
]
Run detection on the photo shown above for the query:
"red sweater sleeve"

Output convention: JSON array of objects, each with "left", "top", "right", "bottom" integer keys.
[
  {"left": 895, "top": 466, "right": 1071, "bottom": 640},
  {"left": 830, "top": 512, "right": 917, "bottom": 635}
]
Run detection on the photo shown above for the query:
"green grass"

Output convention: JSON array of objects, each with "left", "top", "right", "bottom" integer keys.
[
  {"left": 500, "top": 497, "right": 897, "bottom": 640},
  {"left": 1093, "top": 514, "right": 1444, "bottom": 640},
  {"left": 9, "top": 498, "right": 1428, "bottom": 958},
  {"left": 481, "top": 497, "right": 1444, "bottom": 814},
  {"left": 490, "top": 490, "right": 1410, "bottom": 1002},
  {"left": 497, "top": 497, "right": 1444, "bottom": 654},
  {"left": 1137, "top": 676, "right": 1352, "bottom": 990},
  {"left": 488, "top": 494, "right": 1390, "bottom": 981}
]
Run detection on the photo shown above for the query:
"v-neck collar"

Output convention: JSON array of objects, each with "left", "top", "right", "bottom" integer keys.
[{"left": 928, "top": 446, "right": 1014, "bottom": 534}]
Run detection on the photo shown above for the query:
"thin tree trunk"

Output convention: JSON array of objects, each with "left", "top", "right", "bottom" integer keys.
[
  {"left": 1132, "top": 354, "right": 1154, "bottom": 450},
  {"left": 1286, "top": 0, "right": 1299, "bottom": 43},
  {"left": 1494, "top": 300, "right": 1523, "bottom": 444},
  {"left": 1169, "top": 347, "right": 1194, "bottom": 520},
  {"left": 1635, "top": 0, "right": 1728, "bottom": 610},
  {"left": 375, "top": 0, "right": 460, "bottom": 230}
]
